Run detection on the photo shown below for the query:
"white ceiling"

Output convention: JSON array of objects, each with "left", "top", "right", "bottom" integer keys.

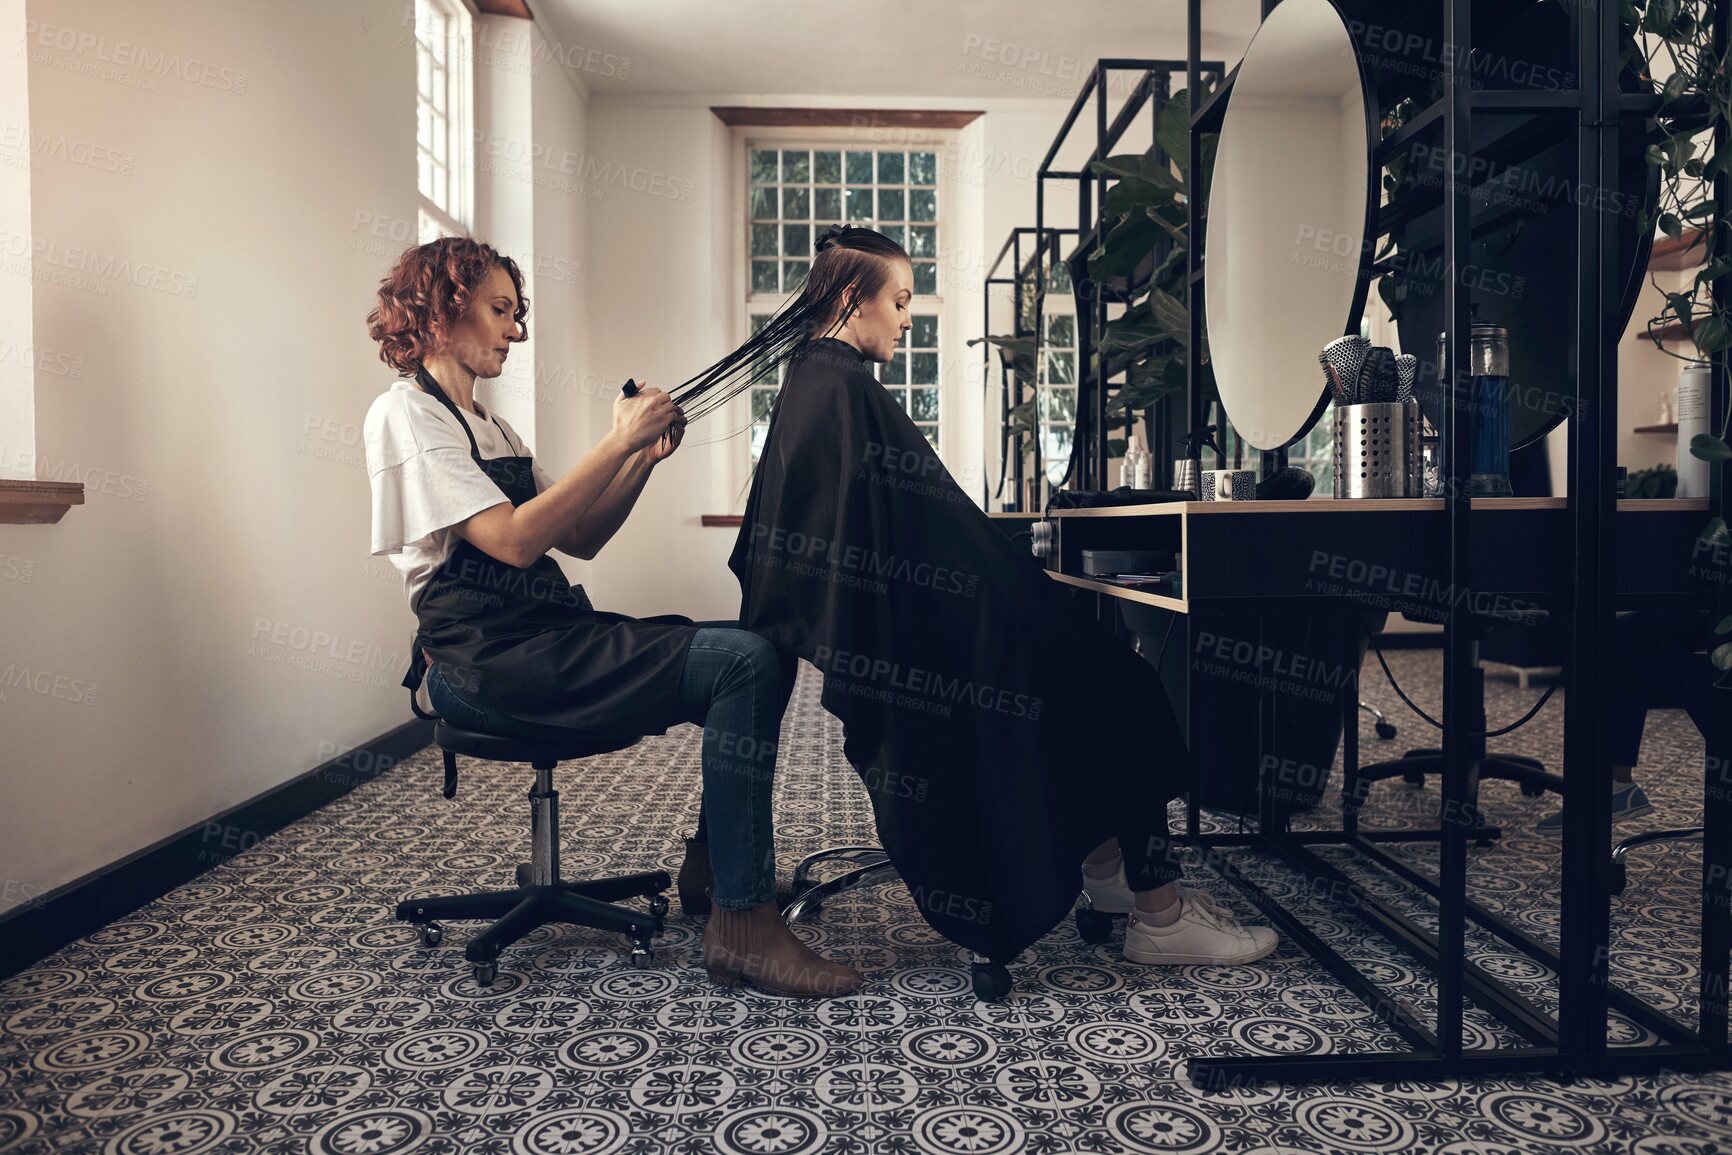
[{"left": 529, "top": 0, "right": 1264, "bottom": 101}]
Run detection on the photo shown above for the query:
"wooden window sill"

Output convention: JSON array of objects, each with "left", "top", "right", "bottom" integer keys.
[
  {"left": 701, "top": 515, "right": 743, "bottom": 528},
  {"left": 0, "top": 481, "right": 84, "bottom": 524}
]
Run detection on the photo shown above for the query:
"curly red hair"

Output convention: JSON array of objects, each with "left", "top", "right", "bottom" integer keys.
[{"left": 366, "top": 236, "right": 530, "bottom": 375}]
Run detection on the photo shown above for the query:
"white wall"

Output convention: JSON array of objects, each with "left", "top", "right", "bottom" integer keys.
[
  {"left": 578, "top": 104, "right": 735, "bottom": 619},
  {"left": 0, "top": 0, "right": 592, "bottom": 915}
]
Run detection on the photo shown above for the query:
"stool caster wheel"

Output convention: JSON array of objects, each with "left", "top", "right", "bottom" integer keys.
[
  {"left": 1375, "top": 721, "right": 1397, "bottom": 740},
  {"left": 1402, "top": 770, "right": 1425, "bottom": 788},
  {"left": 1519, "top": 782, "right": 1546, "bottom": 798},
  {"left": 648, "top": 895, "right": 670, "bottom": 918},
  {"left": 1610, "top": 861, "right": 1627, "bottom": 896},
  {"left": 516, "top": 863, "right": 532, "bottom": 887},
  {"left": 629, "top": 947, "right": 653, "bottom": 969},
  {"left": 472, "top": 961, "right": 498, "bottom": 986},
  {"left": 1076, "top": 908, "right": 1113, "bottom": 944},
  {"left": 971, "top": 962, "right": 1012, "bottom": 1001},
  {"left": 417, "top": 922, "right": 444, "bottom": 948}
]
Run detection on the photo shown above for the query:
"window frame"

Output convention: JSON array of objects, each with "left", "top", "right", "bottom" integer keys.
[
  {"left": 414, "top": 0, "right": 475, "bottom": 243},
  {"left": 720, "top": 124, "right": 960, "bottom": 515},
  {"left": 1036, "top": 263, "right": 1079, "bottom": 489}
]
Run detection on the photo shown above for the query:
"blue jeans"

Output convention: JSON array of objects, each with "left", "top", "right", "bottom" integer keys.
[{"left": 425, "top": 618, "right": 794, "bottom": 910}]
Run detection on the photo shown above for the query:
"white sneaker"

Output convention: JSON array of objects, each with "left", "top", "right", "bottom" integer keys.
[
  {"left": 1124, "top": 887, "right": 1279, "bottom": 965},
  {"left": 1081, "top": 859, "right": 1136, "bottom": 914}
]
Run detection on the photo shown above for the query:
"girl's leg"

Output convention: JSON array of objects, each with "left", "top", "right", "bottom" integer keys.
[
  {"left": 1101, "top": 817, "right": 1185, "bottom": 923},
  {"left": 1087, "top": 815, "right": 1278, "bottom": 965}
]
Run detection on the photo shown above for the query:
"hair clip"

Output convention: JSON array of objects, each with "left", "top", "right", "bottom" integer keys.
[{"left": 816, "top": 223, "right": 850, "bottom": 252}]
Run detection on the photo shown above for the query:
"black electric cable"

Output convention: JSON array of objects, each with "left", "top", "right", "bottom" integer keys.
[{"left": 1358, "top": 614, "right": 1559, "bottom": 738}]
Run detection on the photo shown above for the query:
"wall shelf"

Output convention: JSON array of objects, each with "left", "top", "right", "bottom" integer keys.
[
  {"left": 0, "top": 480, "right": 84, "bottom": 524},
  {"left": 1651, "top": 227, "right": 1708, "bottom": 271}
]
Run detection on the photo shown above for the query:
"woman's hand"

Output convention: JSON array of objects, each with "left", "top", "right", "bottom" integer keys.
[
  {"left": 611, "top": 383, "right": 677, "bottom": 452},
  {"left": 644, "top": 416, "right": 686, "bottom": 464}
]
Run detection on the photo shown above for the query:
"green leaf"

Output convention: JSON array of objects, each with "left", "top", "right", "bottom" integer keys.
[
  {"left": 1694, "top": 315, "right": 1732, "bottom": 356},
  {"left": 1147, "top": 288, "right": 1191, "bottom": 339},
  {"left": 1097, "top": 315, "right": 1168, "bottom": 355},
  {"left": 1689, "top": 433, "right": 1732, "bottom": 461},
  {"left": 1697, "top": 258, "right": 1732, "bottom": 284},
  {"left": 1145, "top": 202, "right": 1189, "bottom": 243},
  {"left": 1702, "top": 517, "right": 1731, "bottom": 547},
  {"left": 1149, "top": 243, "right": 1189, "bottom": 293},
  {"left": 1659, "top": 211, "right": 1684, "bottom": 238},
  {"left": 1088, "top": 215, "right": 1162, "bottom": 280},
  {"left": 1156, "top": 90, "right": 1192, "bottom": 184},
  {"left": 1108, "top": 356, "right": 1188, "bottom": 414},
  {"left": 1101, "top": 176, "right": 1174, "bottom": 219},
  {"left": 1090, "top": 152, "right": 1178, "bottom": 189},
  {"left": 1713, "top": 642, "right": 1732, "bottom": 673},
  {"left": 1378, "top": 274, "right": 1406, "bottom": 322},
  {"left": 1715, "top": 615, "right": 1732, "bottom": 636}
]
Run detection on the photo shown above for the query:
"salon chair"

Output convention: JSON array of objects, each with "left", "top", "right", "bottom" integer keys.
[
  {"left": 1354, "top": 612, "right": 1564, "bottom": 838},
  {"left": 1360, "top": 701, "right": 1397, "bottom": 740},
  {"left": 1610, "top": 827, "right": 1703, "bottom": 895},
  {"left": 783, "top": 851, "right": 1013, "bottom": 1000},
  {"left": 394, "top": 685, "right": 670, "bottom": 986}
]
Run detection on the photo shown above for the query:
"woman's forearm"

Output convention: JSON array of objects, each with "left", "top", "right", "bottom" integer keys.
[
  {"left": 504, "top": 430, "right": 636, "bottom": 561},
  {"left": 570, "top": 449, "right": 656, "bottom": 556}
]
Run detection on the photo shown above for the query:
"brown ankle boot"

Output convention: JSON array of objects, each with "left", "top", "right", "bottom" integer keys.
[
  {"left": 703, "top": 900, "right": 864, "bottom": 997},
  {"left": 677, "top": 837, "right": 713, "bottom": 918}
]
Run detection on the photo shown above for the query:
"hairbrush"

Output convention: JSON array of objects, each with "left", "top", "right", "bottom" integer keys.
[
  {"left": 1354, "top": 345, "right": 1392, "bottom": 404},
  {"left": 1394, "top": 354, "right": 1417, "bottom": 402},
  {"left": 1319, "top": 349, "right": 1346, "bottom": 404},
  {"left": 1322, "top": 336, "right": 1369, "bottom": 405}
]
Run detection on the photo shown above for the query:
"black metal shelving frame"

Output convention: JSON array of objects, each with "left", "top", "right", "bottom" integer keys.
[
  {"left": 982, "top": 226, "right": 1072, "bottom": 510},
  {"left": 1175, "top": 0, "right": 1732, "bottom": 1085},
  {"left": 981, "top": 57, "right": 1224, "bottom": 511}
]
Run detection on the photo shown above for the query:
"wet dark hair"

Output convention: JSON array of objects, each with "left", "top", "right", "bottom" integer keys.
[{"left": 670, "top": 224, "right": 910, "bottom": 423}]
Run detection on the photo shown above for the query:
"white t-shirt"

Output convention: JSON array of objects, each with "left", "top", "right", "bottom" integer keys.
[{"left": 364, "top": 378, "right": 556, "bottom": 608}]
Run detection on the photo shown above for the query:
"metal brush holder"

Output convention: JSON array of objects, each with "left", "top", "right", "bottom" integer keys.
[{"left": 1333, "top": 401, "right": 1422, "bottom": 498}]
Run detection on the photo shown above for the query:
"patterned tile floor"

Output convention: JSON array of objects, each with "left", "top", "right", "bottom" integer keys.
[{"left": 2, "top": 650, "right": 1729, "bottom": 1154}]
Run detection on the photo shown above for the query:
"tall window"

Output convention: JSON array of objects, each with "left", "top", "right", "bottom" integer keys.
[
  {"left": 415, "top": 0, "right": 472, "bottom": 243},
  {"left": 745, "top": 142, "right": 945, "bottom": 465}
]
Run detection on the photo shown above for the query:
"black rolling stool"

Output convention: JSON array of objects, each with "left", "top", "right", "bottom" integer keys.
[
  {"left": 395, "top": 719, "right": 672, "bottom": 986},
  {"left": 1355, "top": 612, "right": 1564, "bottom": 842}
]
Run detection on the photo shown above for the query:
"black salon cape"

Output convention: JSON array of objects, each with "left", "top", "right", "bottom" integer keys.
[{"left": 727, "top": 337, "right": 1190, "bottom": 962}]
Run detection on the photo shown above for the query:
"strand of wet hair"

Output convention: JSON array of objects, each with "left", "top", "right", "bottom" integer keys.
[{"left": 667, "top": 278, "right": 853, "bottom": 425}]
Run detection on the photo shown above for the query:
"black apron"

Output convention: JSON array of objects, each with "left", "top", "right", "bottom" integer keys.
[{"left": 398, "top": 365, "right": 699, "bottom": 738}]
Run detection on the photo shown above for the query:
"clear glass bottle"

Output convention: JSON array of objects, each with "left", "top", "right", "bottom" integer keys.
[{"left": 1437, "top": 320, "right": 1514, "bottom": 497}]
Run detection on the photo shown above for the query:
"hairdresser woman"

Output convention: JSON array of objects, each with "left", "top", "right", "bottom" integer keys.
[{"left": 362, "top": 236, "right": 861, "bottom": 998}]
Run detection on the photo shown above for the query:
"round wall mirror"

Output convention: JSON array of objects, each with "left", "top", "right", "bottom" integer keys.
[{"left": 1204, "top": 0, "right": 1375, "bottom": 451}]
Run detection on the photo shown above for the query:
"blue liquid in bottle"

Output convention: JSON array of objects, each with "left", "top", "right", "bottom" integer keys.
[{"left": 1469, "top": 372, "right": 1513, "bottom": 496}]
